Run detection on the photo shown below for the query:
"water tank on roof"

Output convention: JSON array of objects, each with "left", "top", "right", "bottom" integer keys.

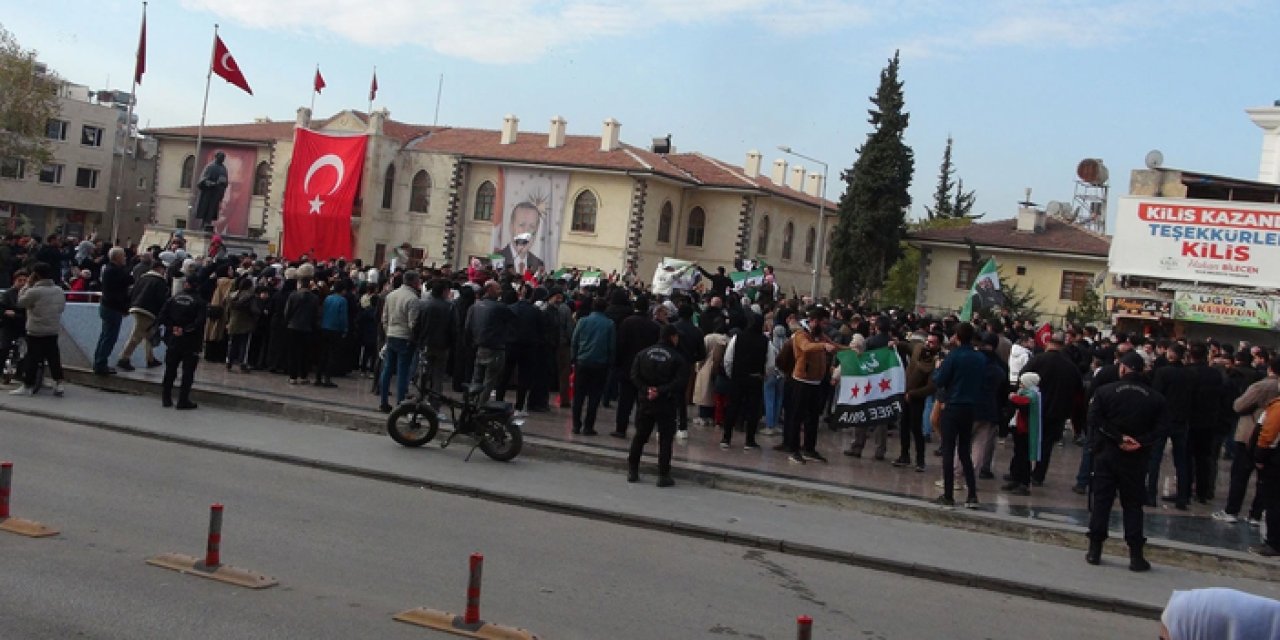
[{"left": 1076, "top": 158, "right": 1109, "bottom": 186}]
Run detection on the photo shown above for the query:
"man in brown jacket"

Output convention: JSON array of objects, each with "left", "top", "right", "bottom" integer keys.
[
  {"left": 890, "top": 331, "right": 939, "bottom": 471},
  {"left": 780, "top": 306, "right": 839, "bottom": 464},
  {"left": 1213, "top": 356, "right": 1280, "bottom": 525}
]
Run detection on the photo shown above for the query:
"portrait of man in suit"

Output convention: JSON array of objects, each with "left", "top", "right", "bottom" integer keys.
[{"left": 498, "top": 201, "right": 545, "bottom": 274}]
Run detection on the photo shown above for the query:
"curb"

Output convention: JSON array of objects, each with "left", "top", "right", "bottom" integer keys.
[{"left": 59, "top": 367, "right": 1280, "bottom": 585}]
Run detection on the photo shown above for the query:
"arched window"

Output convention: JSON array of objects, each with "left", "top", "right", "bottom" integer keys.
[
  {"left": 756, "top": 215, "right": 770, "bottom": 256},
  {"left": 804, "top": 226, "right": 817, "bottom": 264},
  {"left": 781, "top": 221, "right": 794, "bottom": 260},
  {"left": 252, "top": 161, "right": 270, "bottom": 196},
  {"left": 179, "top": 155, "right": 194, "bottom": 189},
  {"left": 685, "top": 207, "right": 706, "bottom": 247},
  {"left": 571, "top": 190, "right": 598, "bottom": 232},
  {"left": 380, "top": 164, "right": 395, "bottom": 209},
  {"left": 473, "top": 181, "right": 495, "bottom": 221},
  {"left": 656, "top": 201, "right": 673, "bottom": 244},
  {"left": 409, "top": 170, "right": 431, "bottom": 213}
]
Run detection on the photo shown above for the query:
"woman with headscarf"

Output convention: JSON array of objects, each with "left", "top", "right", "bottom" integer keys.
[{"left": 1160, "top": 588, "right": 1280, "bottom": 639}]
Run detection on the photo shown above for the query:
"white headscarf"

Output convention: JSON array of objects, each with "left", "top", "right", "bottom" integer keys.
[{"left": 1162, "top": 588, "right": 1280, "bottom": 640}]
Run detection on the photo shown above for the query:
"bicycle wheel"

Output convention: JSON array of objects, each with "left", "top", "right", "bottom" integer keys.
[
  {"left": 478, "top": 418, "right": 523, "bottom": 462},
  {"left": 387, "top": 403, "right": 439, "bottom": 447}
]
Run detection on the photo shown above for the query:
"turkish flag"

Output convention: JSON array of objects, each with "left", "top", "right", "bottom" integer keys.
[
  {"left": 314, "top": 68, "right": 326, "bottom": 94},
  {"left": 282, "top": 129, "right": 367, "bottom": 260},
  {"left": 134, "top": 11, "right": 146, "bottom": 85},
  {"left": 1034, "top": 322, "right": 1053, "bottom": 349},
  {"left": 369, "top": 71, "right": 378, "bottom": 101},
  {"left": 212, "top": 35, "right": 253, "bottom": 95}
]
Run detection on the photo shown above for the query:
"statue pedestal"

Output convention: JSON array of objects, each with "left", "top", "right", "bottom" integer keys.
[{"left": 139, "top": 224, "right": 273, "bottom": 259}]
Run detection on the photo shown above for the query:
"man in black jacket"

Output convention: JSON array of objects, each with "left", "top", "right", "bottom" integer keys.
[
  {"left": 1148, "top": 343, "right": 1197, "bottom": 509},
  {"left": 503, "top": 284, "right": 545, "bottom": 415},
  {"left": 94, "top": 247, "right": 133, "bottom": 375},
  {"left": 466, "top": 281, "right": 516, "bottom": 402},
  {"left": 412, "top": 279, "right": 455, "bottom": 409},
  {"left": 1022, "top": 333, "right": 1084, "bottom": 485},
  {"left": 722, "top": 311, "right": 767, "bottom": 450},
  {"left": 118, "top": 260, "right": 169, "bottom": 371},
  {"left": 613, "top": 296, "right": 660, "bottom": 438},
  {"left": 627, "top": 324, "right": 688, "bottom": 487},
  {"left": 158, "top": 278, "right": 207, "bottom": 410},
  {"left": 672, "top": 303, "right": 706, "bottom": 439},
  {"left": 1184, "top": 343, "right": 1224, "bottom": 505},
  {"left": 283, "top": 273, "right": 321, "bottom": 385},
  {"left": 1086, "top": 352, "right": 1167, "bottom": 572}
]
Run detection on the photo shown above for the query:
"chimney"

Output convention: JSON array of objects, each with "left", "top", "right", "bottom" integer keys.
[
  {"left": 367, "top": 108, "right": 388, "bottom": 136},
  {"left": 1247, "top": 104, "right": 1280, "bottom": 184},
  {"left": 744, "top": 150, "right": 762, "bottom": 178},
  {"left": 789, "top": 166, "right": 807, "bottom": 191},
  {"left": 600, "top": 118, "right": 621, "bottom": 152},
  {"left": 501, "top": 114, "right": 519, "bottom": 145},
  {"left": 1015, "top": 205, "right": 1046, "bottom": 233},
  {"left": 296, "top": 107, "right": 312, "bottom": 129},
  {"left": 805, "top": 173, "right": 823, "bottom": 197},
  {"left": 548, "top": 115, "right": 567, "bottom": 149},
  {"left": 771, "top": 159, "right": 788, "bottom": 185}
]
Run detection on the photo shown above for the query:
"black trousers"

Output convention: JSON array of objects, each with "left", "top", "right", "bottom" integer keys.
[
  {"left": 286, "top": 329, "right": 311, "bottom": 380},
  {"left": 940, "top": 404, "right": 977, "bottom": 501},
  {"left": 1031, "top": 417, "right": 1065, "bottom": 484},
  {"left": 22, "top": 334, "right": 63, "bottom": 386},
  {"left": 162, "top": 345, "right": 199, "bottom": 405},
  {"left": 629, "top": 403, "right": 676, "bottom": 477},
  {"left": 783, "top": 380, "right": 824, "bottom": 453},
  {"left": 1259, "top": 463, "right": 1280, "bottom": 552},
  {"left": 316, "top": 329, "right": 343, "bottom": 381},
  {"left": 227, "top": 332, "right": 251, "bottom": 367},
  {"left": 1224, "top": 441, "right": 1264, "bottom": 519},
  {"left": 1009, "top": 431, "right": 1032, "bottom": 486},
  {"left": 1186, "top": 428, "right": 1217, "bottom": 501},
  {"left": 615, "top": 374, "right": 638, "bottom": 434},
  {"left": 572, "top": 363, "right": 608, "bottom": 432},
  {"left": 722, "top": 376, "right": 763, "bottom": 446},
  {"left": 899, "top": 397, "right": 926, "bottom": 466},
  {"left": 1088, "top": 445, "right": 1148, "bottom": 546}
]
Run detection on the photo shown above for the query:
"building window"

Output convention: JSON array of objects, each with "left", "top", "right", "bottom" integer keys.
[
  {"left": 1059, "top": 270, "right": 1094, "bottom": 302},
  {"left": 180, "top": 155, "right": 195, "bottom": 189},
  {"left": 781, "top": 221, "right": 794, "bottom": 260},
  {"left": 756, "top": 215, "right": 770, "bottom": 255},
  {"left": 657, "top": 202, "right": 673, "bottom": 244},
  {"left": 46, "top": 119, "right": 68, "bottom": 140},
  {"left": 1016, "top": 265, "right": 1027, "bottom": 276},
  {"left": 473, "top": 181, "right": 495, "bottom": 221},
  {"left": 39, "top": 163, "right": 64, "bottom": 184},
  {"left": 374, "top": 243, "right": 387, "bottom": 268},
  {"left": 571, "top": 190, "right": 598, "bottom": 232},
  {"left": 137, "top": 176, "right": 148, "bottom": 190},
  {"left": 804, "top": 226, "right": 816, "bottom": 264},
  {"left": 685, "top": 206, "right": 706, "bottom": 247},
  {"left": 409, "top": 170, "right": 431, "bottom": 213},
  {"left": 252, "top": 161, "right": 270, "bottom": 196},
  {"left": 0, "top": 158, "right": 24, "bottom": 179},
  {"left": 955, "top": 260, "right": 976, "bottom": 289},
  {"left": 81, "top": 125, "right": 104, "bottom": 147},
  {"left": 378, "top": 163, "right": 394, "bottom": 208},
  {"left": 75, "top": 167, "right": 99, "bottom": 188}
]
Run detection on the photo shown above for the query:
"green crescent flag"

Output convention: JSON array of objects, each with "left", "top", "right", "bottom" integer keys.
[
  {"left": 832, "top": 347, "right": 906, "bottom": 427},
  {"left": 960, "top": 258, "right": 1002, "bottom": 320}
]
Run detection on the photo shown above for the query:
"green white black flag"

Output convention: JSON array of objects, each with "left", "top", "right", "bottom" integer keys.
[
  {"left": 832, "top": 347, "right": 906, "bottom": 427},
  {"left": 961, "top": 258, "right": 1003, "bottom": 320}
]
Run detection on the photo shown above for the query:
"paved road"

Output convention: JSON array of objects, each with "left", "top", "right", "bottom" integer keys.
[{"left": 0, "top": 413, "right": 1152, "bottom": 639}]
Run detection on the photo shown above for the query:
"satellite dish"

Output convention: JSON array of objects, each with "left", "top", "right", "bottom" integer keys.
[
  {"left": 1046, "top": 201, "right": 1070, "bottom": 218},
  {"left": 1144, "top": 149, "right": 1164, "bottom": 169}
]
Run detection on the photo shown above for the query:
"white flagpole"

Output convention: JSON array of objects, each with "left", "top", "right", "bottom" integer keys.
[
  {"left": 112, "top": 1, "right": 146, "bottom": 244},
  {"left": 433, "top": 73, "right": 443, "bottom": 125},
  {"left": 189, "top": 24, "right": 218, "bottom": 231}
]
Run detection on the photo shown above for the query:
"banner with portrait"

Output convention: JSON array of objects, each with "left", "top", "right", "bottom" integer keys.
[{"left": 491, "top": 168, "right": 570, "bottom": 275}]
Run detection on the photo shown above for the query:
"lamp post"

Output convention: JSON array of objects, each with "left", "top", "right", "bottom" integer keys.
[{"left": 777, "top": 145, "right": 828, "bottom": 298}]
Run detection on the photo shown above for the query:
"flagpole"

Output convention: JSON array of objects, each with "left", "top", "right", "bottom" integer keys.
[
  {"left": 433, "top": 73, "right": 443, "bottom": 125},
  {"left": 189, "top": 24, "right": 218, "bottom": 232},
  {"left": 112, "top": 1, "right": 146, "bottom": 245}
]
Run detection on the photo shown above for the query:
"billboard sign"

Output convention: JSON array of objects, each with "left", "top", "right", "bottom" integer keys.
[
  {"left": 1110, "top": 196, "right": 1280, "bottom": 289},
  {"left": 1173, "top": 290, "right": 1277, "bottom": 330}
]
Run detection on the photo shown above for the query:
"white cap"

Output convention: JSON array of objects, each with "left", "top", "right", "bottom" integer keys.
[{"left": 514, "top": 232, "right": 533, "bottom": 242}]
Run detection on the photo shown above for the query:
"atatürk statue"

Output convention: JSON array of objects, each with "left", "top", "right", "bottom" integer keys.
[{"left": 194, "top": 151, "right": 228, "bottom": 229}]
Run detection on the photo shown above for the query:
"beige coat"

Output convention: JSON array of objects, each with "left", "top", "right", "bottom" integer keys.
[
  {"left": 693, "top": 333, "right": 729, "bottom": 408},
  {"left": 1233, "top": 375, "right": 1280, "bottom": 443},
  {"left": 203, "top": 277, "right": 234, "bottom": 343}
]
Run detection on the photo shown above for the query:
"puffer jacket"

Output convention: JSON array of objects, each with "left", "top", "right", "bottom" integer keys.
[{"left": 19, "top": 280, "right": 66, "bottom": 337}]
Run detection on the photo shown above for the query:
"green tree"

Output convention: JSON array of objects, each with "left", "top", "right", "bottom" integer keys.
[
  {"left": 829, "top": 51, "right": 914, "bottom": 301},
  {"left": 881, "top": 216, "right": 972, "bottom": 308},
  {"left": 0, "top": 25, "right": 60, "bottom": 172},
  {"left": 1065, "top": 287, "right": 1105, "bottom": 325},
  {"left": 924, "top": 136, "right": 980, "bottom": 220}
]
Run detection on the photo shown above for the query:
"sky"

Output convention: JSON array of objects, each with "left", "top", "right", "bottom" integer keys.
[{"left": 5, "top": 0, "right": 1279, "bottom": 228}]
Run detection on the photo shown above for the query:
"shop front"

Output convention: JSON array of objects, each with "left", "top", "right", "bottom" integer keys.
[{"left": 1171, "top": 287, "right": 1280, "bottom": 346}]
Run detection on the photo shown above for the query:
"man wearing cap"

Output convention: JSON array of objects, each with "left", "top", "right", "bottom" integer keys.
[
  {"left": 1086, "top": 352, "right": 1167, "bottom": 571},
  {"left": 499, "top": 201, "right": 545, "bottom": 275}
]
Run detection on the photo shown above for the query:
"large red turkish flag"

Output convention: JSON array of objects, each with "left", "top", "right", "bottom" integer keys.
[{"left": 282, "top": 129, "right": 367, "bottom": 260}]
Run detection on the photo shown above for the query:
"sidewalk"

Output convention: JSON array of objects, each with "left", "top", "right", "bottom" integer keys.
[{"left": 2, "top": 382, "right": 1278, "bottom": 619}]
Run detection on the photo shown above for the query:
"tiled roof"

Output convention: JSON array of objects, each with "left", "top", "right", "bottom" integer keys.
[
  {"left": 909, "top": 216, "right": 1111, "bottom": 257},
  {"left": 143, "top": 111, "right": 435, "bottom": 145},
  {"left": 661, "top": 153, "right": 836, "bottom": 209}
]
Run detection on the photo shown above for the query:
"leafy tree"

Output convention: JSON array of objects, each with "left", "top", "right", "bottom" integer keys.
[
  {"left": 881, "top": 216, "right": 972, "bottom": 308},
  {"left": 924, "top": 136, "right": 980, "bottom": 220},
  {"left": 963, "top": 238, "right": 1043, "bottom": 322},
  {"left": 829, "top": 51, "right": 914, "bottom": 301},
  {"left": 0, "top": 25, "right": 60, "bottom": 172},
  {"left": 1065, "top": 287, "right": 1105, "bottom": 325}
]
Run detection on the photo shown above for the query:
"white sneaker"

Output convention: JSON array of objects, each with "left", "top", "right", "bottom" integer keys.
[
  {"left": 1248, "top": 517, "right": 1263, "bottom": 527},
  {"left": 514, "top": 410, "right": 528, "bottom": 419},
  {"left": 676, "top": 430, "right": 688, "bottom": 441},
  {"left": 933, "top": 478, "right": 966, "bottom": 491},
  {"left": 1211, "top": 510, "right": 1239, "bottom": 523},
  {"left": 53, "top": 382, "right": 64, "bottom": 397},
  {"left": 9, "top": 385, "right": 32, "bottom": 396}
]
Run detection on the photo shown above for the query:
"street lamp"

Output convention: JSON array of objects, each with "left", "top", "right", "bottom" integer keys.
[{"left": 777, "top": 145, "right": 828, "bottom": 298}]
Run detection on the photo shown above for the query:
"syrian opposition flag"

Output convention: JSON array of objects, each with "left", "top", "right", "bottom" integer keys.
[
  {"left": 960, "top": 257, "right": 1003, "bottom": 320},
  {"left": 212, "top": 35, "right": 253, "bottom": 95},
  {"left": 579, "top": 270, "right": 603, "bottom": 288},
  {"left": 730, "top": 268, "right": 765, "bottom": 291},
  {"left": 832, "top": 347, "right": 906, "bottom": 427},
  {"left": 1021, "top": 386, "right": 1045, "bottom": 462},
  {"left": 281, "top": 129, "right": 368, "bottom": 260}
]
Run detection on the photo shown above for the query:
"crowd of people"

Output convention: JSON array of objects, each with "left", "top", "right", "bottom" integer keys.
[{"left": 5, "top": 230, "right": 1280, "bottom": 566}]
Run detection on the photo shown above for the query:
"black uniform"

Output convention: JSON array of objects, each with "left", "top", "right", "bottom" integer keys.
[
  {"left": 628, "top": 341, "right": 688, "bottom": 481},
  {"left": 1087, "top": 373, "right": 1168, "bottom": 548},
  {"left": 158, "top": 286, "right": 208, "bottom": 408}
]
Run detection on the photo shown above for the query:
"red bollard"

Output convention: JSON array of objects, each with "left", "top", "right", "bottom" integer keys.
[
  {"left": 464, "top": 553, "right": 483, "bottom": 624},
  {"left": 204, "top": 503, "right": 224, "bottom": 568},
  {"left": 796, "top": 615, "right": 813, "bottom": 640},
  {"left": 0, "top": 462, "right": 12, "bottom": 519}
]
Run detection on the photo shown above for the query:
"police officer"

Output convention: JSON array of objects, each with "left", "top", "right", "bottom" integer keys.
[
  {"left": 627, "top": 324, "right": 688, "bottom": 487},
  {"left": 158, "top": 277, "right": 207, "bottom": 409},
  {"left": 1086, "top": 351, "right": 1168, "bottom": 571}
]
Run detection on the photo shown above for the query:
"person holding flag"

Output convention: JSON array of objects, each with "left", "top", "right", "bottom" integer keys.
[
  {"left": 961, "top": 258, "right": 1003, "bottom": 322},
  {"left": 1004, "top": 372, "right": 1044, "bottom": 495}
]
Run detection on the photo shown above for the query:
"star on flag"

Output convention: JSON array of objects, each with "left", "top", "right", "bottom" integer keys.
[
  {"left": 878, "top": 378, "right": 893, "bottom": 392},
  {"left": 308, "top": 195, "right": 324, "bottom": 214}
]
